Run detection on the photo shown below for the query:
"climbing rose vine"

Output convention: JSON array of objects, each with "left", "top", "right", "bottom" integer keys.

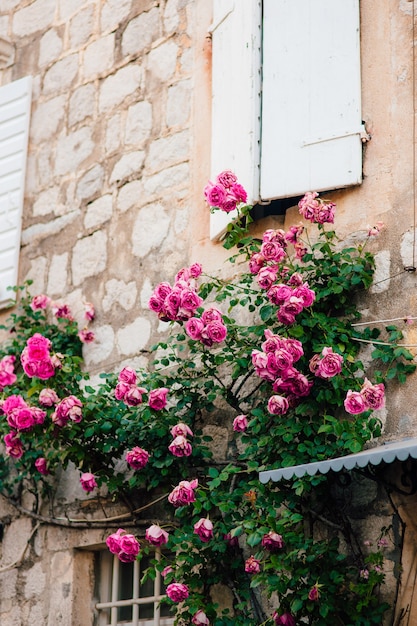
[{"left": 0, "top": 171, "right": 414, "bottom": 624}]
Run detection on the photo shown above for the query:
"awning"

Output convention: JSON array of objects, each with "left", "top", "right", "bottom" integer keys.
[{"left": 259, "top": 437, "right": 417, "bottom": 484}]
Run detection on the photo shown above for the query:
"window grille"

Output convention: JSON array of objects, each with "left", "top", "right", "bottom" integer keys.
[{"left": 95, "top": 550, "right": 174, "bottom": 626}]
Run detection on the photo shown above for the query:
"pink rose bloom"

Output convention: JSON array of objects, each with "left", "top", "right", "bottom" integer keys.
[
  {"left": 52, "top": 303, "right": 73, "bottom": 320},
  {"left": 344, "top": 390, "right": 367, "bottom": 414},
  {"left": 2, "top": 394, "right": 27, "bottom": 415},
  {"left": 273, "top": 612, "right": 296, "bottom": 626},
  {"left": 30, "top": 294, "right": 51, "bottom": 310},
  {"left": 26, "top": 333, "right": 51, "bottom": 361},
  {"left": 106, "top": 528, "right": 124, "bottom": 554},
  {"left": 119, "top": 533, "right": 141, "bottom": 560},
  {"left": 78, "top": 329, "right": 95, "bottom": 343},
  {"left": 282, "top": 338, "right": 304, "bottom": 362},
  {"left": 171, "top": 423, "right": 193, "bottom": 438},
  {"left": 257, "top": 266, "right": 278, "bottom": 290},
  {"left": 168, "top": 479, "right": 198, "bottom": 507},
  {"left": 267, "top": 284, "right": 293, "bottom": 306},
  {"left": 262, "top": 531, "right": 285, "bottom": 551},
  {"left": 126, "top": 446, "right": 150, "bottom": 470},
  {"left": 180, "top": 288, "right": 203, "bottom": 312},
  {"left": 154, "top": 281, "right": 172, "bottom": 301},
  {"left": 124, "top": 386, "right": 146, "bottom": 407},
  {"left": 267, "top": 395, "right": 289, "bottom": 416},
  {"left": 114, "top": 381, "right": 130, "bottom": 401},
  {"left": 245, "top": 556, "right": 261, "bottom": 574},
  {"left": 166, "top": 582, "right": 189, "bottom": 603},
  {"left": 192, "top": 610, "right": 210, "bottom": 625},
  {"left": 80, "top": 472, "right": 97, "bottom": 493},
  {"left": 315, "top": 347, "right": 344, "bottom": 379},
  {"left": 201, "top": 308, "right": 223, "bottom": 324},
  {"left": 249, "top": 253, "right": 265, "bottom": 274},
  {"left": 55, "top": 395, "right": 83, "bottom": 423},
  {"left": 285, "top": 224, "right": 304, "bottom": 244},
  {"left": 262, "top": 330, "right": 283, "bottom": 352},
  {"left": 189, "top": 263, "right": 203, "bottom": 278},
  {"left": 84, "top": 302, "right": 95, "bottom": 321},
  {"left": 308, "top": 584, "right": 320, "bottom": 601},
  {"left": 194, "top": 518, "right": 214, "bottom": 542},
  {"left": 216, "top": 169, "right": 238, "bottom": 188},
  {"left": 287, "top": 371, "right": 313, "bottom": 398},
  {"left": 4, "top": 432, "right": 23, "bottom": 458},
  {"left": 252, "top": 349, "right": 272, "bottom": 380},
  {"left": 201, "top": 320, "right": 227, "bottom": 345},
  {"left": 10, "top": 407, "right": 36, "bottom": 431},
  {"left": 219, "top": 195, "right": 238, "bottom": 213},
  {"left": 298, "top": 191, "right": 320, "bottom": 221},
  {"left": 35, "top": 457, "right": 49, "bottom": 475},
  {"left": 149, "top": 294, "right": 165, "bottom": 313},
  {"left": 185, "top": 317, "right": 205, "bottom": 341},
  {"left": 293, "top": 283, "right": 316, "bottom": 307},
  {"left": 294, "top": 241, "right": 308, "bottom": 260},
  {"left": 32, "top": 407, "right": 46, "bottom": 425},
  {"left": 39, "top": 388, "right": 59, "bottom": 407},
  {"left": 148, "top": 387, "right": 169, "bottom": 410},
  {"left": 169, "top": 435, "right": 192, "bottom": 457},
  {"left": 233, "top": 415, "right": 248, "bottom": 432},
  {"left": 361, "top": 379, "right": 385, "bottom": 410},
  {"left": 260, "top": 241, "right": 286, "bottom": 263},
  {"left": 204, "top": 182, "right": 227, "bottom": 208},
  {"left": 263, "top": 228, "right": 286, "bottom": 245},
  {"left": 145, "top": 524, "right": 169, "bottom": 546},
  {"left": 118, "top": 367, "right": 137, "bottom": 385},
  {"left": 315, "top": 201, "right": 335, "bottom": 224},
  {"left": 0, "top": 355, "right": 17, "bottom": 388},
  {"left": 288, "top": 272, "right": 303, "bottom": 286},
  {"left": 230, "top": 182, "right": 247, "bottom": 204}
]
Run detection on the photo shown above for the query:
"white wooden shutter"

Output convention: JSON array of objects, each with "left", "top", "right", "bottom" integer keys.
[
  {"left": 209, "top": 0, "right": 262, "bottom": 240},
  {"left": 0, "top": 76, "right": 31, "bottom": 308},
  {"left": 260, "top": 0, "right": 363, "bottom": 200}
]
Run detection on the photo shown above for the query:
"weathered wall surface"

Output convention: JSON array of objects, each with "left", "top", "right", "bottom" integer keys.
[{"left": 0, "top": 0, "right": 416, "bottom": 624}]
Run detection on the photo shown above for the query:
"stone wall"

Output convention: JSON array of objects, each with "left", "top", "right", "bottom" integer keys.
[{"left": 0, "top": 0, "right": 417, "bottom": 624}]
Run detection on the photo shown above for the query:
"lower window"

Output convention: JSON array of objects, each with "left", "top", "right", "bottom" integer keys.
[{"left": 94, "top": 549, "right": 174, "bottom": 626}]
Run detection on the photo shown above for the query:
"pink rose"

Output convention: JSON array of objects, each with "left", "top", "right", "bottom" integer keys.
[
  {"left": 315, "top": 347, "right": 343, "bottom": 379},
  {"left": 39, "top": 388, "right": 59, "bottom": 407},
  {"left": 273, "top": 612, "right": 296, "bottom": 626},
  {"left": 257, "top": 266, "right": 278, "bottom": 290},
  {"left": 216, "top": 170, "right": 238, "bottom": 188},
  {"left": 180, "top": 288, "right": 203, "bottom": 312},
  {"left": 149, "top": 294, "right": 165, "bottom": 313},
  {"left": 308, "top": 584, "right": 320, "bottom": 601},
  {"left": 4, "top": 432, "right": 23, "bottom": 458},
  {"left": 154, "top": 281, "right": 172, "bottom": 301},
  {"left": 267, "top": 284, "right": 293, "bottom": 305},
  {"left": 78, "top": 329, "right": 95, "bottom": 343},
  {"left": 267, "top": 395, "right": 289, "bottom": 416},
  {"left": 119, "top": 533, "right": 141, "bottom": 559},
  {"left": 0, "top": 355, "right": 16, "bottom": 388},
  {"left": 285, "top": 224, "right": 304, "bottom": 244},
  {"left": 245, "top": 556, "right": 261, "bottom": 574},
  {"left": 230, "top": 182, "right": 247, "bottom": 203},
  {"left": 204, "top": 182, "right": 227, "bottom": 208},
  {"left": 30, "top": 294, "right": 51, "bottom": 310},
  {"left": 201, "top": 308, "right": 223, "bottom": 324},
  {"left": 168, "top": 479, "right": 198, "bottom": 507},
  {"left": 260, "top": 241, "right": 286, "bottom": 263},
  {"left": 201, "top": 320, "right": 227, "bottom": 345},
  {"left": 185, "top": 317, "right": 205, "bottom": 341},
  {"left": 293, "top": 283, "right": 316, "bottom": 307},
  {"left": 84, "top": 302, "right": 95, "bottom": 321},
  {"left": 249, "top": 253, "right": 265, "bottom": 274},
  {"left": 262, "top": 531, "right": 285, "bottom": 551},
  {"left": 124, "top": 386, "right": 145, "bottom": 407},
  {"left": 52, "top": 303, "right": 73, "bottom": 320},
  {"left": 106, "top": 528, "right": 124, "bottom": 554},
  {"left": 161, "top": 566, "right": 173, "bottom": 579},
  {"left": 233, "top": 415, "right": 248, "bottom": 432},
  {"left": 282, "top": 338, "right": 303, "bottom": 362},
  {"left": 361, "top": 379, "right": 385, "bottom": 410},
  {"left": 118, "top": 367, "right": 137, "bottom": 385},
  {"left": 126, "top": 446, "right": 150, "bottom": 470},
  {"left": 80, "top": 472, "right": 97, "bottom": 493},
  {"left": 114, "top": 381, "right": 130, "bottom": 401},
  {"left": 171, "top": 423, "right": 193, "bottom": 438},
  {"left": 148, "top": 387, "right": 168, "bottom": 410},
  {"left": 2, "top": 394, "right": 27, "bottom": 415},
  {"left": 35, "top": 457, "right": 49, "bottom": 475},
  {"left": 26, "top": 333, "right": 51, "bottom": 361},
  {"left": 263, "top": 228, "right": 286, "bottom": 245},
  {"left": 10, "top": 407, "right": 36, "bottom": 431},
  {"left": 55, "top": 395, "right": 83, "bottom": 424},
  {"left": 145, "top": 524, "right": 169, "bottom": 546},
  {"left": 344, "top": 390, "right": 367, "bottom": 414},
  {"left": 166, "top": 582, "right": 189, "bottom": 603},
  {"left": 194, "top": 518, "right": 214, "bottom": 542},
  {"left": 169, "top": 435, "right": 192, "bottom": 457},
  {"left": 192, "top": 610, "right": 210, "bottom": 625}
]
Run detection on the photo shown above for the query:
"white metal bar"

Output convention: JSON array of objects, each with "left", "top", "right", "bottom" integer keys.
[{"left": 111, "top": 556, "right": 119, "bottom": 626}]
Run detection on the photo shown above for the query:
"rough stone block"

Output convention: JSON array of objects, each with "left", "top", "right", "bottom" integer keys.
[
  {"left": 121, "top": 8, "right": 160, "bottom": 57},
  {"left": 147, "top": 40, "right": 177, "bottom": 82},
  {"left": 125, "top": 100, "right": 153, "bottom": 147},
  {"left": 83, "top": 33, "right": 115, "bottom": 79},
  {"left": 30, "top": 95, "right": 65, "bottom": 143},
  {"left": 100, "top": 0, "right": 132, "bottom": 33},
  {"left": 39, "top": 29, "right": 63, "bottom": 67},
  {"left": 83, "top": 324, "right": 115, "bottom": 365},
  {"left": 43, "top": 53, "right": 79, "bottom": 95},
  {"left": 69, "top": 82, "right": 96, "bottom": 127},
  {"left": 24, "top": 562, "right": 46, "bottom": 599},
  {"left": 117, "top": 317, "right": 151, "bottom": 355},
  {"left": 84, "top": 194, "right": 113, "bottom": 230},
  {"left": 55, "top": 127, "right": 94, "bottom": 176},
  {"left": 98, "top": 64, "right": 143, "bottom": 112},
  {"left": 103, "top": 278, "right": 137, "bottom": 312},
  {"left": 132, "top": 203, "right": 170, "bottom": 257},
  {"left": 33, "top": 186, "right": 61, "bottom": 217},
  {"left": 116, "top": 180, "right": 142, "bottom": 213},
  {"left": 146, "top": 130, "right": 189, "bottom": 174},
  {"left": 12, "top": 0, "right": 56, "bottom": 37},
  {"left": 69, "top": 4, "right": 95, "bottom": 48},
  {"left": 47, "top": 253, "right": 69, "bottom": 296},
  {"left": 109, "top": 150, "right": 145, "bottom": 183},
  {"left": 76, "top": 164, "right": 105, "bottom": 201},
  {"left": 71, "top": 230, "right": 107, "bottom": 285},
  {"left": 166, "top": 79, "right": 191, "bottom": 127}
]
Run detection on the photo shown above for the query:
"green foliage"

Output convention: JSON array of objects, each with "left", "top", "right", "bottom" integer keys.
[{"left": 0, "top": 210, "right": 414, "bottom": 625}]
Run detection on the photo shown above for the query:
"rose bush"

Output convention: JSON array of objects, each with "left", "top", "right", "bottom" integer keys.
[{"left": 0, "top": 171, "right": 414, "bottom": 624}]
